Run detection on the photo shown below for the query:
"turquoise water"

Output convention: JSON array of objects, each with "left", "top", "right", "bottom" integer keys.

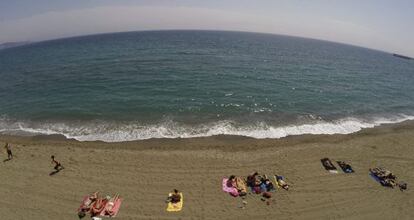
[{"left": 1, "top": 30, "right": 414, "bottom": 141}]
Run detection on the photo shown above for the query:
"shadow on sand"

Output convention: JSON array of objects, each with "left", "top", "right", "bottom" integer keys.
[
  {"left": 49, "top": 167, "right": 64, "bottom": 176},
  {"left": 3, "top": 158, "right": 12, "bottom": 163},
  {"left": 49, "top": 170, "right": 60, "bottom": 176}
]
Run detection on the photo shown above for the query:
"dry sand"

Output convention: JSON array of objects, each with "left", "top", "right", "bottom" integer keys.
[{"left": 1, "top": 122, "right": 413, "bottom": 220}]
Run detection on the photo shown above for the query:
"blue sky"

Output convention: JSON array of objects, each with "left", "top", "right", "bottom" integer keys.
[{"left": 1, "top": 0, "right": 413, "bottom": 56}]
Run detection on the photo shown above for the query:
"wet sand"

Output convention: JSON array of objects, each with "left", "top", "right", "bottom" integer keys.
[{"left": 1, "top": 121, "right": 413, "bottom": 220}]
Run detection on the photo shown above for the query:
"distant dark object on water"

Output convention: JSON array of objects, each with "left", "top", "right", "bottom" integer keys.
[{"left": 393, "top": 53, "right": 413, "bottom": 60}]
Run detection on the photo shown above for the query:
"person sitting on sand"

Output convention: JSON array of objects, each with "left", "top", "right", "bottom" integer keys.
[
  {"left": 166, "top": 189, "right": 181, "bottom": 204},
  {"left": 4, "top": 143, "right": 13, "bottom": 160},
  {"left": 264, "top": 179, "right": 275, "bottom": 192},
  {"left": 398, "top": 182, "right": 407, "bottom": 191},
  {"left": 51, "top": 155, "right": 64, "bottom": 171},
  {"left": 227, "top": 175, "right": 237, "bottom": 188},
  {"left": 276, "top": 175, "right": 289, "bottom": 190},
  {"left": 247, "top": 172, "right": 263, "bottom": 194},
  {"left": 247, "top": 172, "right": 259, "bottom": 188}
]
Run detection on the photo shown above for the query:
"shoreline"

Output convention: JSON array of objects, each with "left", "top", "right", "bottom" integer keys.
[
  {"left": 1, "top": 114, "right": 413, "bottom": 142},
  {"left": 1, "top": 120, "right": 413, "bottom": 219},
  {"left": 2, "top": 119, "right": 414, "bottom": 148}
]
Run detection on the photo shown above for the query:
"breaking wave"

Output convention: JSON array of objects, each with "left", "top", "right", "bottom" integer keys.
[{"left": 1, "top": 114, "right": 413, "bottom": 142}]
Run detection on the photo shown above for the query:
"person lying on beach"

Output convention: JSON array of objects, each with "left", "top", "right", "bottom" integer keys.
[
  {"left": 264, "top": 179, "right": 275, "bottom": 191},
  {"left": 78, "top": 192, "right": 99, "bottom": 219},
  {"left": 4, "top": 143, "right": 13, "bottom": 160},
  {"left": 51, "top": 155, "right": 64, "bottom": 171},
  {"left": 235, "top": 177, "right": 247, "bottom": 194},
  {"left": 276, "top": 175, "right": 289, "bottom": 190},
  {"left": 83, "top": 192, "right": 99, "bottom": 210},
  {"left": 166, "top": 189, "right": 181, "bottom": 204},
  {"left": 103, "top": 194, "right": 119, "bottom": 216},
  {"left": 91, "top": 197, "right": 108, "bottom": 217}
]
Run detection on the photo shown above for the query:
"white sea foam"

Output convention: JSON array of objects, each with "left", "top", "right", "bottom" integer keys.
[{"left": 0, "top": 114, "right": 414, "bottom": 142}]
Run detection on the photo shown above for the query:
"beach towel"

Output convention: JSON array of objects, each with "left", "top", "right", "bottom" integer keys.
[
  {"left": 321, "top": 158, "right": 338, "bottom": 173},
  {"left": 337, "top": 161, "right": 354, "bottom": 173},
  {"left": 166, "top": 193, "right": 183, "bottom": 212},
  {"left": 235, "top": 177, "right": 247, "bottom": 194},
  {"left": 272, "top": 175, "right": 280, "bottom": 189},
  {"left": 222, "top": 178, "right": 239, "bottom": 197}
]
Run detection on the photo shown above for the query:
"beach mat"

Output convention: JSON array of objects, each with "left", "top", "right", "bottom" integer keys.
[
  {"left": 337, "top": 161, "right": 354, "bottom": 173},
  {"left": 166, "top": 193, "right": 183, "bottom": 212},
  {"left": 222, "top": 178, "right": 239, "bottom": 196},
  {"left": 273, "top": 175, "right": 280, "bottom": 189},
  {"left": 321, "top": 158, "right": 338, "bottom": 173}
]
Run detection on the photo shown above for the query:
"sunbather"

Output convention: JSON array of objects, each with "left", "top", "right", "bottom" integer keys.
[
  {"left": 264, "top": 179, "right": 274, "bottom": 191},
  {"left": 246, "top": 172, "right": 259, "bottom": 188},
  {"left": 235, "top": 177, "right": 247, "bottom": 195},
  {"left": 84, "top": 192, "right": 99, "bottom": 209},
  {"left": 227, "top": 175, "right": 236, "bottom": 188},
  {"left": 276, "top": 175, "right": 289, "bottom": 190},
  {"left": 104, "top": 194, "right": 119, "bottom": 216},
  {"left": 370, "top": 167, "right": 398, "bottom": 188},
  {"left": 398, "top": 182, "right": 407, "bottom": 191},
  {"left": 167, "top": 189, "right": 181, "bottom": 204},
  {"left": 91, "top": 197, "right": 108, "bottom": 217}
]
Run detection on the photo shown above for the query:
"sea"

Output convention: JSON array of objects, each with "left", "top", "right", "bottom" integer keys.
[{"left": 1, "top": 30, "right": 413, "bottom": 142}]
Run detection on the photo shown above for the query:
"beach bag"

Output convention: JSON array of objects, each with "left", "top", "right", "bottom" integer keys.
[
  {"left": 262, "top": 192, "right": 272, "bottom": 199},
  {"left": 77, "top": 211, "right": 86, "bottom": 219}
]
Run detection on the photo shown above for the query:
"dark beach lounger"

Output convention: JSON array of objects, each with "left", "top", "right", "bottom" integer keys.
[
  {"left": 336, "top": 161, "right": 354, "bottom": 173},
  {"left": 321, "top": 158, "right": 338, "bottom": 173}
]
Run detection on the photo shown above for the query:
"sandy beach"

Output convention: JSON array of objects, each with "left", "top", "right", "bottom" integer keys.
[{"left": 1, "top": 121, "right": 413, "bottom": 220}]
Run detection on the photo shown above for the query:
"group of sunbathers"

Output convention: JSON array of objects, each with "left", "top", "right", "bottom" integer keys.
[
  {"left": 226, "top": 171, "right": 289, "bottom": 196},
  {"left": 370, "top": 167, "right": 407, "bottom": 191},
  {"left": 78, "top": 192, "right": 120, "bottom": 218},
  {"left": 246, "top": 172, "right": 275, "bottom": 193}
]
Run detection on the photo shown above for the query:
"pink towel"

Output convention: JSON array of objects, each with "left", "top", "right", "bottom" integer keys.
[{"left": 222, "top": 178, "right": 239, "bottom": 197}]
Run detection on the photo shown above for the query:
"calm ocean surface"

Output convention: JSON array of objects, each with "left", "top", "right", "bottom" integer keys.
[{"left": 1, "top": 30, "right": 414, "bottom": 141}]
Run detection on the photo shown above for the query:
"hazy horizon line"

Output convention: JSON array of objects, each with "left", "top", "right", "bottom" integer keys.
[{"left": 1, "top": 29, "right": 399, "bottom": 57}]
